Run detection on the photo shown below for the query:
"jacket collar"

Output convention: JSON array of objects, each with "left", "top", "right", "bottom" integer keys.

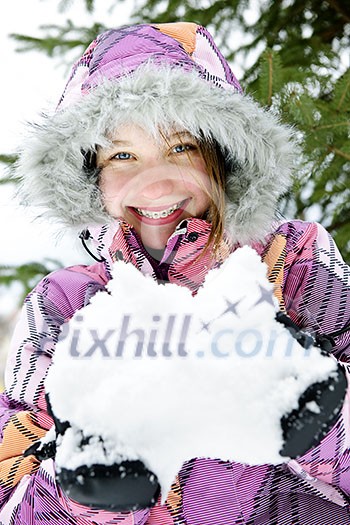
[
  {"left": 85, "top": 218, "right": 235, "bottom": 290},
  {"left": 87, "top": 218, "right": 208, "bottom": 265}
]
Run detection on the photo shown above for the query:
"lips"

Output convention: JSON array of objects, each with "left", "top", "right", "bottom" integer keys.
[{"left": 128, "top": 199, "right": 190, "bottom": 226}]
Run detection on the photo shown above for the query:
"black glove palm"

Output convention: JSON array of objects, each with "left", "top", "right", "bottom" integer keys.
[
  {"left": 276, "top": 312, "right": 347, "bottom": 458},
  {"left": 24, "top": 395, "right": 161, "bottom": 511}
]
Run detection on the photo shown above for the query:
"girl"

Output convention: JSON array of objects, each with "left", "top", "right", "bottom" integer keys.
[{"left": 0, "top": 22, "right": 349, "bottom": 525}]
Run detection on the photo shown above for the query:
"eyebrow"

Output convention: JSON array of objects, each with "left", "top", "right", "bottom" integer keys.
[
  {"left": 111, "top": 140, "right": 133, "bottom": 146},
  {"left": 111, "top": 132, "right": 194, "bottom": 144},
  {"left": 167, "top": 131, "right": 194, "bottom": 139}
]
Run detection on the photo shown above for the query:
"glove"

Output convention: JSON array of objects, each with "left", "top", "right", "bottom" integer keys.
[
  {"left": 58, "top": 459, "right": 160, "bottom": 511},
  {"left": 24, "top": 395, "right": 161, "bottom": 511},
  {"left": 276, "top": 312, "right": 347, "bottom": 458}
]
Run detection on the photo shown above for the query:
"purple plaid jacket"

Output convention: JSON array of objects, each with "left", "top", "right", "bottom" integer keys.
[{"left": 0, "top": 218, "right": 349, "bottom": 525}]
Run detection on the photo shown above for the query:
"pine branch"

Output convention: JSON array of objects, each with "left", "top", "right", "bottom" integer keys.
[
  {"left": 326, "top": 0, "right": 350, "bottom": 23},
  {"left": 0, "top": 260, "right": 61, "bottom": 302},
  {"left": 58, "top": 0, "right": 95, "bottom": 14},
  {"left": 257, "top": 49, "right": 284, "bottom": 106},
  {"left": 10, "top": 32, "right": 82, "bottom": 56},
  {"left": 267, "top": 51, "right": 273, "bottom": 106},
  {"left": 313, "top": 121, "right": 350, "bottom": 130},
  {"left": 10, "top": 21, "right": 106, "bottom": 57},
  {"left": 0, "top": 154, "right": 17, "bottom": 165},
  {"left": 85, "top": 0, "right": 95, "bottom": 13},
  {"left": 0, "top": 177, "right": 20, "bottom": 185},
  {"left": 336, "top": 77, "right": 350, "bottom": 111},
  {"left": 0, "top": 155, "right": 18, "bottom": 184},
  {"left": 327, "top": 146, "right": 350, "bottom": 161}
]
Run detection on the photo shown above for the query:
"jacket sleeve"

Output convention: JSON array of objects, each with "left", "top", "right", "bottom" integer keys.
[
  {"left": 282, "top": 221, "right": 350, "bottom": 360},
  {"left": 280, "top": 221, "right": 350, "bottom": 502},
  {"left": 0, "top": 266, "right": 151, "bottom": 525}
]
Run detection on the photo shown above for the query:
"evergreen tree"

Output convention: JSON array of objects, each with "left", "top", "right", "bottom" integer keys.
[{"left": 1, "top": 0, "right": 349, "bottom": 305}]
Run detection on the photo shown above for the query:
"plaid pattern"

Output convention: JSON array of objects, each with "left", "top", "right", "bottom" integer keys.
[
  {"left": 0, "top": 218, "right": 349, "bottom": 524},
  {"left": 58, "top": 23, "right": 242, "bottom": 109}
]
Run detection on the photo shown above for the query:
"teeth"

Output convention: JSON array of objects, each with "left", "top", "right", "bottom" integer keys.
[{"left": 136, "top": 201, "right": 183, "bottom": 219}]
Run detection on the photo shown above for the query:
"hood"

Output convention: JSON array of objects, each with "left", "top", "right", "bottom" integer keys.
[{"left": 16, "top": 22, "right": 297, "bottom": 245}]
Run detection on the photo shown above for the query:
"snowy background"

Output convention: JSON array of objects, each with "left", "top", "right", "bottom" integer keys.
[{"left": 0, "top": 0, "right": 134, "bottom": 385}]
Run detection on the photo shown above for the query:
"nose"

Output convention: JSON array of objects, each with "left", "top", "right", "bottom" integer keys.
[
  {"left": 138, "top": 166, "right": 175, "bottom": 200},
  {"left": 139, "top": 178, "right": 175, "bottom": 200}
]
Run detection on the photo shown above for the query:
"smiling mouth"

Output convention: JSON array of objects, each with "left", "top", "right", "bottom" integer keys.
[{"left": 133, "top": 199, "right": 187, "bottom": 219}]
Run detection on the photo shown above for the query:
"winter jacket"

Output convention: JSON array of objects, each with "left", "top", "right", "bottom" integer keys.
[{"left": 0, "top": 217, "right": 349, "bottom": 525}]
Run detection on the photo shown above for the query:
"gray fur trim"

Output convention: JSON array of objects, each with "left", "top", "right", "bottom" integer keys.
[{"left": 16, "top": 64, "right": 298, "bottom": 244}]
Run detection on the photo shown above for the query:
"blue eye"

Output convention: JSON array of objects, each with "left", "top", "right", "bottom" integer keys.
[
  {"left": 113, "top": 152, "right": 132, "bottom": 160},
  {"left": 172, "top": 144, "right": 195, "bottom": 154}
]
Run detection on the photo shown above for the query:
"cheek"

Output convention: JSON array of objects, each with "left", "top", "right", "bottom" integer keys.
[
  {"left": 192, "top": 158, "right": 212, "bottom": 192},
  {"left": 99, "top": 177, "right": 122, "bottom": 216},
  {"left": 193, "top": 172, "right": 216, "bottom": 213},
  {"left": 184, "top": 169, "right": 212, "bottom": 199},
  {"left": 100, "top": 172, "right": 128, "bottom": 202}
]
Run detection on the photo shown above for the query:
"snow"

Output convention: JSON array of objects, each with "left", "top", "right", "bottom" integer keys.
[
  {"left": 305, "top": 400, "right": 321, "bottom": 414},
  {"left": 45, "top": 244, "right": 337, "bottom": 503}
]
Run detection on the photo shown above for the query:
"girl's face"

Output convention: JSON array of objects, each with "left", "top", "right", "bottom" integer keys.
[{"left": 97, "top": 124, "right": 211, "bottom": 251}]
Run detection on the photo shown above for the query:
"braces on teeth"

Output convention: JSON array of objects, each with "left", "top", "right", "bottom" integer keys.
[{"left": 136, "top": 201, "right": 183, "bottom": 219}]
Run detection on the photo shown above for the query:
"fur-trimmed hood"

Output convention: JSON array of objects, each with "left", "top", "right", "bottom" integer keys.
[{"left": 16, "top": 22, "right": 297, "bottom": 245}]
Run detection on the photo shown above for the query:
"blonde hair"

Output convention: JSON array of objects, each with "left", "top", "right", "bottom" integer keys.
[{"left": 196, "top": 135, "right": 226, "bottom": 256}]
